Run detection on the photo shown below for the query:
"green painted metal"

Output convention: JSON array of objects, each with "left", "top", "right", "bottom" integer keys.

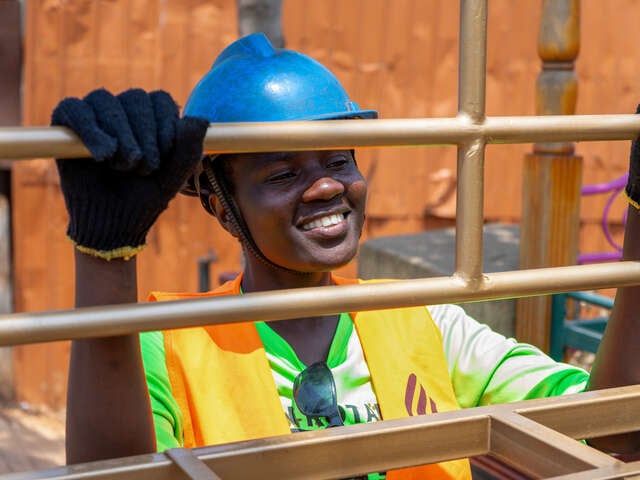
[{"left": 550, "top": 292, "right": 613, "bottom": 361}]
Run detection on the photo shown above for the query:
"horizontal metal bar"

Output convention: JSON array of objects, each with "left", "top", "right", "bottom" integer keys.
[
  {"left": 1, "top": 413, "right": 490, "bottom": 479},
  {"left": 0, "top": 262, "right": 639, "bottom": 346},
  {"left": 194, "top": 414, "right": 489, "bottom": 480},
  {"left": 2, "top": 114, "right": 640, "bottom": 159},
  {"left": 567, "top": 291, "right": 615, "bottom": 309},
  {"left": 4, "top": 386, "right": 639, "bottom": 480},
  {"left": 490, "top": 412, "right": 619, "bottom": 478},
  {"left": 546, "top": 461, "right": 640, "bottom": 480},
  {"left": 516, "top": 384, "right": 640, "bottom": 440}
]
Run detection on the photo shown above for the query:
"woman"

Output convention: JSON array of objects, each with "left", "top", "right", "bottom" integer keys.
[{"left": 53, "top": 33, "right": 640, "bottom": 479}]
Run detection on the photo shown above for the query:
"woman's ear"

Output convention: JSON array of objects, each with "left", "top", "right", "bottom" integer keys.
[{"left": 208, "top": 194, "right": 240, "bottom": 238}]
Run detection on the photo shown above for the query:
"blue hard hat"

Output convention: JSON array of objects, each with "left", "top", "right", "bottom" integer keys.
[{"left": 183, "top": 33, "right": 378, "bottom": 122}]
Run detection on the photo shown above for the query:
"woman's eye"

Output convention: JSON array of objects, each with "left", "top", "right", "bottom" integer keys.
[
  {"left": 266, "top": 171, "right": 295, "bottom": 183},
  {"left": 327, "top": 156, "right": 350, "bottom": 169}
]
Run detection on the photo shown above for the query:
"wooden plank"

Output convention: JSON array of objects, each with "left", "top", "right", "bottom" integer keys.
[
  {"left": 516, "top": 153, "right": 582, "bottom": 348},
  {"left": 0, "top": 0, "right": 21, "bottom": 129},
  {"left": 0, "top": 0, "right": 20, "bottom": 400},
  {"left": 11, "top": 159, "right": 72, "bottom": 410}
]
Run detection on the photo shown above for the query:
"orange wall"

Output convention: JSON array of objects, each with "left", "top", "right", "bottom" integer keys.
[{"left": 13, "top": 0, "right": 636, "bottom": 408}]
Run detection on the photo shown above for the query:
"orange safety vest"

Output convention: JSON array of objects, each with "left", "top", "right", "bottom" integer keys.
[{"left": 150, "top": 275, "right": 471, "bottom": 479}]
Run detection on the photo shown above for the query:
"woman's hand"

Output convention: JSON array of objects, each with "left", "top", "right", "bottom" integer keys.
[{"left": 51, "top": 88, "right": 209, "bottom": 260}]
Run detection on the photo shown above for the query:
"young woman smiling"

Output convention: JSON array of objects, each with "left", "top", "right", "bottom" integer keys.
[{"left": 52, "top": 34, "right": 640, "bottom": 479}]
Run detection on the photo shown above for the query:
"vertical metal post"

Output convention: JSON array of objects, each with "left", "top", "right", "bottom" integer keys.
[
  {"left": 455, "top": 0, "right": 488, "bottom": 284},
  {"left": 516, "top": 0, "right": 582, "bottom": 351},
  {"left": 458, "top": 0, "right": 487, "bottom": 123}
]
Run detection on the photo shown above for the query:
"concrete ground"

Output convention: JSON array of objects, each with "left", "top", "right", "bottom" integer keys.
[{"left": 0, "top": 403, "right": 65, "bottom": 475}]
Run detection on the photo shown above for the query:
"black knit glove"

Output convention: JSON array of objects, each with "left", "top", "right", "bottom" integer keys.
[
  {"left": 51, "top": 88, "right": 209, "bottom": 260},
  {"left": 626, "top": 104, "right": 640, "bottom": 210}
]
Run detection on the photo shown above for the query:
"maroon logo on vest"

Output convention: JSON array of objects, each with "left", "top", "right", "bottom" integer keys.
[{"left": 404, "top": 373, "right": 438, "bottom": 416}]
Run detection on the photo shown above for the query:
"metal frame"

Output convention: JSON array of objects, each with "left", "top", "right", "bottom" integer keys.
[
  {"left": 1, "top": 0, "right": 640, "bottom": 478},
  {"left": 4, "top": 386, "right": 640, "bottom": 479}
]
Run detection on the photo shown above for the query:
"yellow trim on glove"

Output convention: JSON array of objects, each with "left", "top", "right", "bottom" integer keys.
[
  {"left": 70, "top": 238, "right": 145, "bottom": 261},
  {"left": 623, "top": 190, "right": 640, "bottom": 211}
]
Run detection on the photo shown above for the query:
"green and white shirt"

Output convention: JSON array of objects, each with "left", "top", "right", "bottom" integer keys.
[
  {"left": 140, "top": 303, "right": 589, "bottom": 452},
  {"left": 255, "top": 312, "right": 382, "bottom": 432}
]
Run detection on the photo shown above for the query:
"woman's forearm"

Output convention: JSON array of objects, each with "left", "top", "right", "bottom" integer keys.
[
  {"left": 66, "top": 251, "right": 155, "bottom": 464},
  {"left": 587, "top": 205, "right": 640, "bottom": 453}
]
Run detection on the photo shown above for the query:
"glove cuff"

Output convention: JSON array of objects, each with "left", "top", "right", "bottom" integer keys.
[
  {"left": 72, "top": 238, "right": 145, "bottom": 261},
  {"left": 623, "top": 188, "right": 640, "bottom": 211},
  {"left": 64, "top": 186, "right": 166, "bottom": 259}
]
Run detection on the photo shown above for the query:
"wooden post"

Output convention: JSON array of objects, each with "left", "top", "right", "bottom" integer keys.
[
  {"left": 516, "top": 0, "right": 582, "bottom": 350},
  {"left": 0, "top": 0, "right": 21, "bottom": 402},
  {"left": 237, "top": 0, "right": 284, "bottom": 47}
]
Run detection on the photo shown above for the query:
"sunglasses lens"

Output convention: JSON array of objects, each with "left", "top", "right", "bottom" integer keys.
[{"left": 293, "top": 362, "right": 343, "bottom": 426}]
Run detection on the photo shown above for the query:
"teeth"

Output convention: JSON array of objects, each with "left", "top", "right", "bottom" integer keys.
[{"left": 303, "top": 213, "right": 344, "bottom": 231}]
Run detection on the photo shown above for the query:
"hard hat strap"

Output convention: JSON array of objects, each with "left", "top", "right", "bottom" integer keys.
[{"left": 202, "top": 156, "right": 308, "bottom": 276}]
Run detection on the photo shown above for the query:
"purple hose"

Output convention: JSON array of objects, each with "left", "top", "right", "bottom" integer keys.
[
  {"left": 577, "top": 173, "right": 627, "bottom": 264},
  {"left": 581, "top": 173, "right": 628, "bottom": 196}
]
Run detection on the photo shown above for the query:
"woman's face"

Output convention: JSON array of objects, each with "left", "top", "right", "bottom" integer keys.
[{"left": 227, "top": 150, "right": 367, "bottom": 273}]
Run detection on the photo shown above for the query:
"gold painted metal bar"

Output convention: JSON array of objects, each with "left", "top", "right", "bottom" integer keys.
[
  {"left": 1, "top": 414, "right": 489, "bottom": 480},
  {"left": 455, "top": 139, "right": 486, "bottom": 283},
  {"left": 1, "top": 262, "right": 639, "bottom": 346},
  {"left": 5, "top": 387, "right": 640, "bottom": 480},
  {"left": 546, "top": 462, "right": 640, "bottom": 480},
  {"left": 0, "top": 451, "right": 178, "bottom": 480},
  {"left": 515, "top": 384, "right": 640, "bottom": 440},
  {"left": 194, "top": 414, "right": 488, "bottom": 480},
  {"left": 164, "top": 448, "right": 221, "bottom": 480},
  {"left": 456, "top": 0, "right": 488, "bottom": 283},
  {"left": 490, "top": 412, "right": 620, "bottom": 478},
  {"left": 202, "top": 114, "right": 640, "bottom": 146},
  {"left": 458, "top": 0, "right": 487, "bottom": 122},
  {"left": 2, "top": 114, "right": 640, "bottom": 159}
]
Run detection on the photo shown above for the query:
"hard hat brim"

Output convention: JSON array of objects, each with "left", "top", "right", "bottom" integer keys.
[{"left": 302, "top": 110, "right": 378, "bottom": 120}]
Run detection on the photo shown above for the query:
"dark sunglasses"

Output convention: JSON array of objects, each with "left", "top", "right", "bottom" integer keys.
[{"left": 293, "top": 361, "right": 344, "bottom": 427}]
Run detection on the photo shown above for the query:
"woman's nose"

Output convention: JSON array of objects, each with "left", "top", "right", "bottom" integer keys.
[{"left": 302, "top": 177, "right": 345, "bottom": 202}]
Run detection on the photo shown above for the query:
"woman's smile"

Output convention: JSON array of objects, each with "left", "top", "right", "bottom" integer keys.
[
  {"left": 227, "top": 150, "right": 367, "bottom": 272},
  {"left": 301, "top": 212, "right": 346, "bottom": 231}
]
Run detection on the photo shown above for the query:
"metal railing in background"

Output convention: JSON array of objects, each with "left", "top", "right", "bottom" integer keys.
[
  {"left": 550, "top": 291, "right": 613, "bottom": 361},
  {"left": 1, "top": 0, "right": 640, "bottom": 478}
]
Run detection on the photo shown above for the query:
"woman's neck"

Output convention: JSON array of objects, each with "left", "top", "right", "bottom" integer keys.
[
  {"left": 240, "top": 259, "right": 333, "bottom": 293},
  {"left": 240, "top": 256, "right": 339, "bottom": 365},
  {"left": 267, "top": 313, "right": 340, "bottom": 365}
]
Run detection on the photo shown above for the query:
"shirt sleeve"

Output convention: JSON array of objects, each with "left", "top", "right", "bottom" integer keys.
[
  {"left": 427, "top": 304, "right": 590, "bottom": 408},
  {"left": 139, "top": 330, "right": 184, "bottom": 451}
]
